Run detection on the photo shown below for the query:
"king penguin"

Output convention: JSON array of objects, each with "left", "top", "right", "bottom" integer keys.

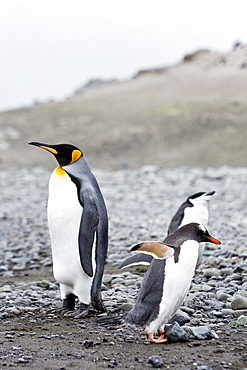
[
  {"left": 29, "top": 142, "right": 108, "bottom": 317},
  {"left": 118, "top": 191, "right": 215, "bottom": 269},
  {"left": 98, "top": 223, "right": 220, "bottom": 343}
]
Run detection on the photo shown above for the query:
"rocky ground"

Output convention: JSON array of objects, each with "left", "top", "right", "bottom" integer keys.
[{"left": 0, "top": 165, "right": 246, "bottom": 369}]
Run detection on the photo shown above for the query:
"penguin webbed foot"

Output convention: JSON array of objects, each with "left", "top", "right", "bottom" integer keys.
[
  {"left": 49, "top": 306, "right": 74, "bottom": 315},
  {"left": 146, "top": 331, "right": 168, "bottom": 344},
  {"left": 64, "top": 302, "right": 90, "bottom": 318},
  {"left": 49, "top": 294, "right": 106, "bottom": 318},
  {"left": 49, "top": 294, "right": 76, "bottom": 315},
  {"left": 96, "top": 314, "right": 124, "bottom": 327}
]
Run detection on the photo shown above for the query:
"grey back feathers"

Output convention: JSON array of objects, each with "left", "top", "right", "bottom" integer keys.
[{"left": 64, "top": 156, "right": 108, "bottom": 307}]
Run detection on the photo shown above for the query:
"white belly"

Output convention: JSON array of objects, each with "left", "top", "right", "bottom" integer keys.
[
  {"left": 180, "top": 205, "right": 208, "bottom": 264},
  {"left": 181, "top": 205, "right": 208, "bottom": 228},
  {"left": 47, "top": 168, "right": 94, "bottom": 302},
  {"left": 146, "top": 240, "right": 199, "bottom": 334}
]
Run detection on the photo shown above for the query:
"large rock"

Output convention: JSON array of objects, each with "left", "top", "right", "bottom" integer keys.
[
  {"left": 168, "top": 309, "right": 191, "bottom": 326},
  {"left": 236, "top": 315, "right": 247, "bottom": 326},
  {"left": 231, "top": 296, "right": 247, "bottom": 310},
  {"left": 183, "top": 326, "right": 213, "bottom": 340},
  {"left": 165, "top": 322, "right": 189, "bottom": 343}
]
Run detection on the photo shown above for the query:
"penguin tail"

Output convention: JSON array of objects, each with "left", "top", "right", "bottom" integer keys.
[{"left": 96, "top": 314, "right": 124, "bottom": 327}]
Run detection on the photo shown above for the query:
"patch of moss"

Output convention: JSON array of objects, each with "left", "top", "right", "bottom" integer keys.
[
  {"left": 183, "top": 49, "right": 209, "bottom": 62},
  {"left": 134, "top": 67, "right": 167, "bottom": 78}
]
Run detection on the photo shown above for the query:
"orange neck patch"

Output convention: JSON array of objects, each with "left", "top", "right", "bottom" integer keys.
[
  {"left": 55, "top": 166, "right": 67, "bottom": 176},
  {"left": 70, "top": 150, "right": 82, "bottom": 164}
]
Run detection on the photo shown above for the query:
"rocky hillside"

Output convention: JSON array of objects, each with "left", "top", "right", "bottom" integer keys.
[{"left": 1, "top": 45, "right": 247, "bottom": 170}]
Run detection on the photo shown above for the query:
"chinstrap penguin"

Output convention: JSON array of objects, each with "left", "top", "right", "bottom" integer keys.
[
  {"left": 98, "top": 223, "right": 220, "bottom": 343},
  {"left": 168, "top": 191, "right": 215, "bottom": 266},
  {"left": 29, "top": 142, "right": 108, "bottom": 318},
  {"left": 118, "top": 191, "right": 215, "bottom": 270}
]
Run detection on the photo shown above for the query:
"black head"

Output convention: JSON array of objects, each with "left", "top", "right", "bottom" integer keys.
[
  {"left": 188, "top": 192, "right": 206, "bottom": 200},
  {"left": 29, "top": 142, "right": 82, "bottom": 166},
  {"left": 164, "top": 222, "right": 221, "bottom": 248}
]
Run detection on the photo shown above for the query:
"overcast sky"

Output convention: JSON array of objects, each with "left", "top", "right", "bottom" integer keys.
[{"left": 0, "top": 0, "right": 246, "bottom": 112}]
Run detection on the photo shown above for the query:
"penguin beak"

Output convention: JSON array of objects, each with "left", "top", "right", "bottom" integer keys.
[
  {"left": 207, "top": 236, "right": 221, "bottom": 245},
  {"left": 130, "top": 241, "right": 174, "bottom": 260},
  {"left": 28, "top": 142, "right": 58, "bottom": 155}
]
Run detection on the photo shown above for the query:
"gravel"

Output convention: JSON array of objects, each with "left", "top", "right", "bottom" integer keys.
[
  {"left": 0, "top": 165, "right": 247, "bottom": 335},
  {"left": 147, "top": 355, "right": 164, "bottom": 368}
]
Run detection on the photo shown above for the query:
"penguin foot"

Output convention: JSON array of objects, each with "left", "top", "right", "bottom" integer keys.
[
  {"left": 49, "top": 294, "right": 76, "bottom": 315},
  {"left": 64, "top": 303, "right": 89, "bottom": 318},
  {"left": 146, "top": 333, "right": 168, "bottom": 344},
  {"left": 49, "top": 307, "right": 74, "bottom": 315},
  {"left": 96, "top": 314, "right": 124, "bottom": 326}
]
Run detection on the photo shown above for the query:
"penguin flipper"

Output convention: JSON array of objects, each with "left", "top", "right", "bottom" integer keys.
[
  {"left": 91, "top": 214, "right": 108, "bottom": 312},
  {"left": 167, "top": 203, "right": 187, "bottom": 234},
  {"left": 79, "top": 191, "right": 100, "bottom": 277},
  {"left": 118, "top": 253, "right": 153, "bottom": 269}
]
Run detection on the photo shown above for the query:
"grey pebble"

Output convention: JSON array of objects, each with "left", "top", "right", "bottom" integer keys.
[
  {"left": 231, "top": 296, "right": 247, "bottom": 310},
  {"left": 5, "top": 307, "right": 21, "bottom": 315},
  {"left": 204, "top": 299, "right": 224, "bottom": 309},
  {"left": 119, "top": 303, "right": 133, "bottom": 311},
  {"left": 237, "top": 246, "right": 247, "bottom": 258},
  {"left": 111, "top": 277, "right": 124, "bottom": 285},
  {"left": 220, "top": 267, "right": 233, "bottom": 275},
  {"left": 221, "top": 308, "right": 234, "bottom": 316},
  {"left": 18, "top": 358, "right": 30, "bottom": 363},
  {"left": 180, "top": 306, "right": 195, "bottom": 315},
  {"left": 0, "top": 285, "right": 12, "bottom": 292},
  {"left": 202, "top": 284, "right": 213, "bottom": 292},
  {"left": 103, "top": 274, "right": 113, "bottom": 284},
  {"left": 216, "top": 291, "right": 232, "bottom": 301},
  {"left": 123, "top": 279, "right": 136, "bottom": 286},
  {"left": 203, "top": 268, "right": 221, "bottom": 278},
  {"left": 242, "top": 282, "right": 247, "bottom": 291},
  {"left": 147, "top": 355, "right": 164, "bottom": 368},
  {"left": 233, "top": 309, "right": 247, "bottom": 318}
]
